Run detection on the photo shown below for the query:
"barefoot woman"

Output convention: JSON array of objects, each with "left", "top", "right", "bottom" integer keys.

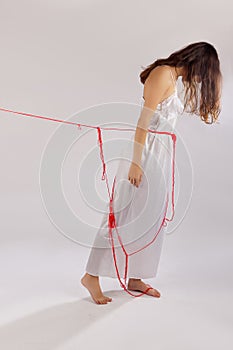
[{"left": 82, "top": 41, "right": 222, "bottom": 304}]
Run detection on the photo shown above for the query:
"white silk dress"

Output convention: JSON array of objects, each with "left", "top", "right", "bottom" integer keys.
[{"left": 85, "top": 68, "right": 184, "bottom": 279}]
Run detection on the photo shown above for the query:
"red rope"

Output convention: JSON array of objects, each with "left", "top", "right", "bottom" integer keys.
[{"left": 0, "top": 105, "right": 177, "bottom": 297}]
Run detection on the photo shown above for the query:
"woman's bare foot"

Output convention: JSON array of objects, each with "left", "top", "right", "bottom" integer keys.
[
  {"left": 127, "top": 278, "right": 161, "bottom": 297},
  {"left": 81, "top": 272, "right": 112, "bottom": 304}
]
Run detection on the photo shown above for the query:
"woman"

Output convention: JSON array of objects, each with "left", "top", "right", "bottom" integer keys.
[{"left": 81, "top": 41, "right": 222, "bottom": 304}]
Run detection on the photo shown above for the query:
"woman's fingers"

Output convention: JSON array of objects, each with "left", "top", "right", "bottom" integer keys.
[{"left": 128, "top": 176, "right": 141, "bottom": 187}]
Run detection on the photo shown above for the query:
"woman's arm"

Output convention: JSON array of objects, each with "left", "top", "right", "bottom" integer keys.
[
  {"left": 131, "top": 66, "right": 171, "bottom": 167},
  {"left": 128, "top": 66, "right": 172, "bottom": 187}
]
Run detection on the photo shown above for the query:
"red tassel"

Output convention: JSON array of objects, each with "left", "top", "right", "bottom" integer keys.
[{"left": 108, "top": 212, "right": 115, "bottom": 229}]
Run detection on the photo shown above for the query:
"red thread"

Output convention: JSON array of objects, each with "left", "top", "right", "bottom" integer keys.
[
  {"left": 0, "top": 105, "right": 177, "bottom": 298},
  {"left": 97, "top": 127, "right": 106, "bottom": 180},
  {"left": 104, "top": 130, "right": 177, "bottom": 296},
  {"left": 106, "top": 173, "right": 158, "bottom": 295}
]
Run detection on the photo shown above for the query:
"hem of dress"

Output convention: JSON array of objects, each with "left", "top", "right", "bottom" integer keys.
[{"left": 85, "top": 269, "right": 158, "bottom": 279}]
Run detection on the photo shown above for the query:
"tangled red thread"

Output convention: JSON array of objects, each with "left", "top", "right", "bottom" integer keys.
[{"left": 0, "top": 105, "right": 177, "bottom": 298}]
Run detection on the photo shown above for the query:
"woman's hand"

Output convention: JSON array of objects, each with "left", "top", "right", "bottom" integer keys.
[{"left": 128, "top": 162, "right": 143, "bottom": 188}]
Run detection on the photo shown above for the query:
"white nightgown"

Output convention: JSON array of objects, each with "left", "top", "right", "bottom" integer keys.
[{"left": 85, "top": 67, "right": 184, "bottom": 279}]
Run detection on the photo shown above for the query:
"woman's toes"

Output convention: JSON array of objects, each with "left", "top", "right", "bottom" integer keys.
[
  {"left": 145, "top": 284, "right": 161, "bottom": 297},
  {"left": 151, "top": 289, "right": 160, "bottom": 297},
  {"left": 98, "top": 297, "right": 107, "bottom": 304},
  {"left": 93, "top": 295, "right": 112, "bottom": 304},
  {"left": 104, "top": 297, "right": 111, "bottom": 303}
]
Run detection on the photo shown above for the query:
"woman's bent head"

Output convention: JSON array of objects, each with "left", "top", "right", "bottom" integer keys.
[{"left": 140, "top": 41, "right": 223, "bottom": 124}]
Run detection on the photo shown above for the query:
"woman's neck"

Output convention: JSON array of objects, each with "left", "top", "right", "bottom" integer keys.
[{"left": 175, "top": 66, "right": 186, "bottom": 78}]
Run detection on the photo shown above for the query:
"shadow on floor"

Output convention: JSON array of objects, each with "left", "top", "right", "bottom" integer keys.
[{"left": 0, "top": 289, "right": 135, "bottom": 349}]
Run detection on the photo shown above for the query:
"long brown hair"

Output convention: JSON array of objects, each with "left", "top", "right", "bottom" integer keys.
[{"left": 140, "top": 42, "right": 223, "bottom": 124}]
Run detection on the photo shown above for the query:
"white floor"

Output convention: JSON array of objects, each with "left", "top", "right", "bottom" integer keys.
[{"left": 0, "top": 191, "right": 232, "bottom": 350}]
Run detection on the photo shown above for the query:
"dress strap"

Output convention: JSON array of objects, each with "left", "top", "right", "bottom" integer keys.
[{"left": 169, "top": 67, "right": 177, "bottom": 90}]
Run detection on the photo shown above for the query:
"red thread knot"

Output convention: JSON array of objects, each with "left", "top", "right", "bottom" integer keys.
[{"left": 171, "top": 133, "right": 176, "bottom": 142}]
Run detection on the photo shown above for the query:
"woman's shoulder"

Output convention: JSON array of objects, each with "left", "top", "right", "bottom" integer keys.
[
  {"left": 148, "top": 65, "right": 171, "bottom": 79},
  {"left": 145, "top": 66, "right": 172, "bottom": 87}
]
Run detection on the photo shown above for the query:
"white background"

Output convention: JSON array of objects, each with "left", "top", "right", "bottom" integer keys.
[{"left": 0, "top": 1, "right": 232, "bottom": 349}]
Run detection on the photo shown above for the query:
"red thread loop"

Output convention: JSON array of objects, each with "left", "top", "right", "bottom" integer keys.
[{"left": 97, "top": 127, "right": 106, "bottom": 180}]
